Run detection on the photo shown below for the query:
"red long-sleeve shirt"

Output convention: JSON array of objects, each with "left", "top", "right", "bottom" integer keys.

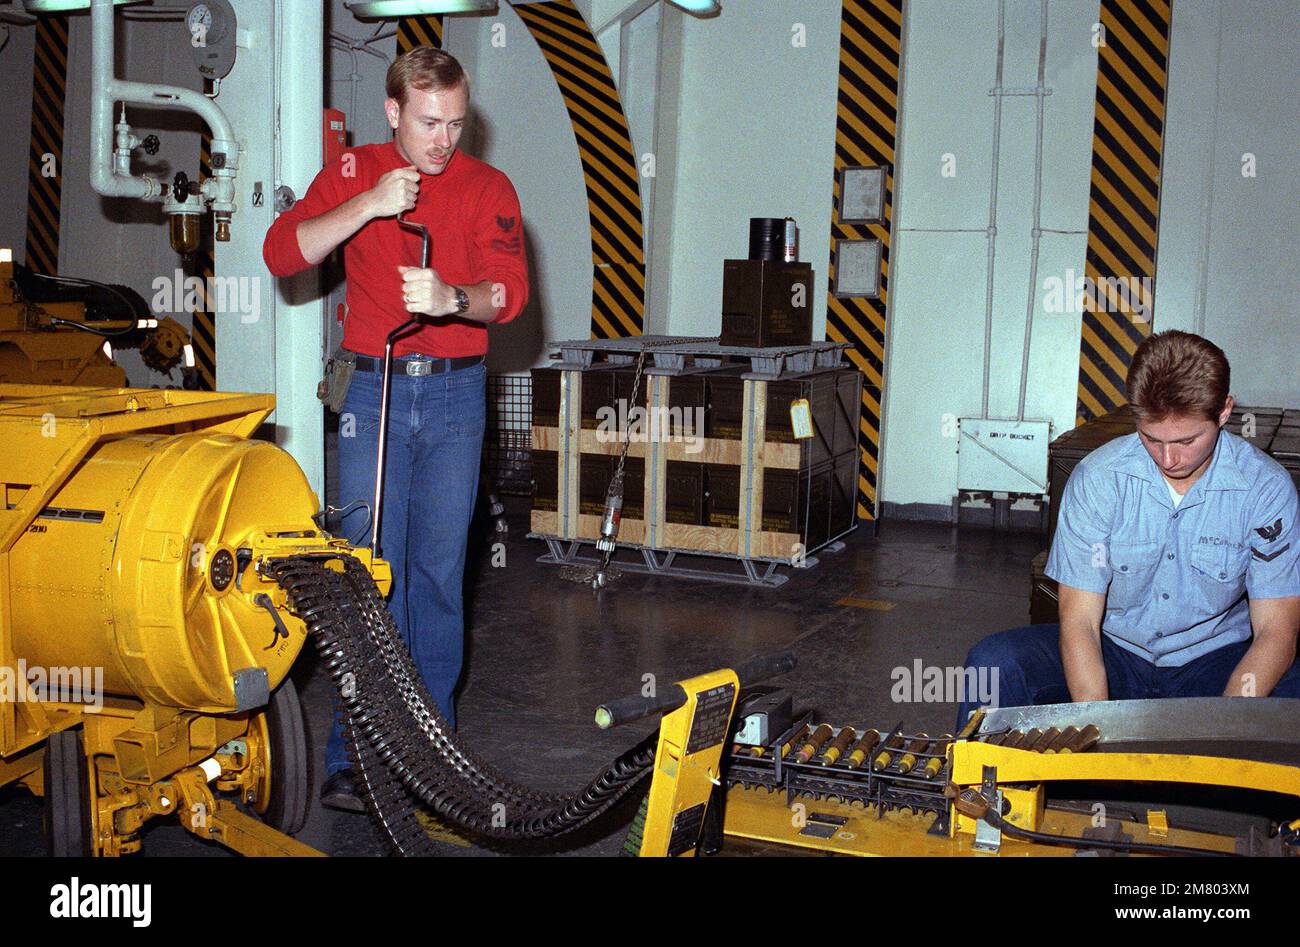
[{"left": 263, "top": 141, "right": 528, "bottom": 358}]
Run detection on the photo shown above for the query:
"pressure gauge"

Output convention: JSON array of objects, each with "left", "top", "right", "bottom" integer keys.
[
  {"left": 186, "top": 4, "right": 212, "bottom": 41},
  {"left": 187, "top": 0, "right": 237, "bottom": 81}
]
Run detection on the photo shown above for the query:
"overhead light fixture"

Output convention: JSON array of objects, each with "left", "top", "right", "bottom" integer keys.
[
  {"left": 666, "top": 0, "right": 721, "bottom": 15},
  {"left": 345, "top": 0, "right": 496, "bottom": 18},
  {"left": 23, "top": 0, "right": 142, "bottom": 11}
]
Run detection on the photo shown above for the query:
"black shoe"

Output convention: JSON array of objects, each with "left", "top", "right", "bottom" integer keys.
[{"left": 320, "top": 769, "right": 366, "bottom": 814}]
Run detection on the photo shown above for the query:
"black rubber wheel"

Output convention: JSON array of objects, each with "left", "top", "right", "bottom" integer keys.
[
  {"left": 43, "top": 728, "right": 92, "bottom": 857},
  {"left": 262, "top": 677, "right": 311, "bottom": 836}
]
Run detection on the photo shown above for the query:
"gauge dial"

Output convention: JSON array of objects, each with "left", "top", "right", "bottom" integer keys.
[{"left": 186, "top": 4, "right": 212, "bottom": 37}]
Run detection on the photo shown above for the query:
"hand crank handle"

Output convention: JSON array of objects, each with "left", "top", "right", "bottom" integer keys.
[{"left": 371, "top": 213, "right": 435, "bottom": 557}]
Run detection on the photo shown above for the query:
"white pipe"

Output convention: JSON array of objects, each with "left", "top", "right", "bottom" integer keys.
[
  {"left": 979, "top": 0, "right": 1006, "bottom": 419},
  {"left": 1193, "top": 1, "right": 1225, "bottom": 338},
  {"left": 1016, "top": 0, "right": 1048, "bottom": 421},
  {"left": 89, "top": 0, "right": 238, "bottom": 213},
  {"left": 330, "top": 29, "right": 391, "bottom": 65},
  {"left": 330, "top": 38, "right": 362, "bottom": 125}
]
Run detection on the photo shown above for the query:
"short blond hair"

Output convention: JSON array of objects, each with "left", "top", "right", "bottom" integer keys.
[{"left": 386, "top": 47, "right": 468, "bottom": 105}]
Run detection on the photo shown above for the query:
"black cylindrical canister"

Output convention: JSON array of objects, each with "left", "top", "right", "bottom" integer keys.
[{"left": 748, "top": 217, "right": 785, "bottom": 261}]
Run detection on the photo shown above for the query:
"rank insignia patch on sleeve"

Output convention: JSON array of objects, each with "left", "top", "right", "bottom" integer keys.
[{"left": 1251, "top": 542, "right": 1290, "bottom": 562}]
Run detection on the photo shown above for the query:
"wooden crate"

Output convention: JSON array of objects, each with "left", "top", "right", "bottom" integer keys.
[{"left": 529, "top": 363, "right": 860, "bottom": 562}]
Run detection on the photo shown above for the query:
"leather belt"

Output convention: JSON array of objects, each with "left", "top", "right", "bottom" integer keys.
[{"left": 352, "top": 354, "right": 484, "bottom": 377}]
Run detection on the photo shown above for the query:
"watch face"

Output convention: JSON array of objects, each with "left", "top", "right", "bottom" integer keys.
[{"left": 456, "top": 288, "right": 470, "bottom": 313}]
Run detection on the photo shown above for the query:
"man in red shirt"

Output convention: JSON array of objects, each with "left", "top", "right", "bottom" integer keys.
[{"left": 263, "top": 47, "right": 528, "bottom": 811}]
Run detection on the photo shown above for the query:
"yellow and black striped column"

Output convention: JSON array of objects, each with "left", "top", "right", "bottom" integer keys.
[
  {"left": 398, "top": 13, "right": 443, "bottom": 52},
  {"left": 511, "top": 0, "right": 645, "bottom": 339},
  {"left": 190, "top": 79, "right": 218, "bottom": 390},
  {"left": 826, "top": 0, "right": 902, "bottom": 521},
  {"left": 25, "top": 13, "right": 70, "bottom": 276},
  {"left": 1076, "top": 0, "right": 1172, "bottom": 424}
]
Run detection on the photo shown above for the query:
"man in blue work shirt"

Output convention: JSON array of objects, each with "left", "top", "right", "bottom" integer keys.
[{"left": 958, "top": 331, "right": 1300, "bottom": 728}]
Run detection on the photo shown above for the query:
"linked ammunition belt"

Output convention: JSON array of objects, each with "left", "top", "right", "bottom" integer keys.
[
  {"left": 726, "top": 728, "right": 952, "bottom": 823},
  {"left": 725, "top": 722, "right": 1104, "bottom": 825},
  {"left": 266, "top": 554, "right": 657, "bottom": 853}
]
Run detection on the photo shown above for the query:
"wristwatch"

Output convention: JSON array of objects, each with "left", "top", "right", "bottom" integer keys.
[{"left": 452, "top": 286, "right": 470, "bottom": 314}]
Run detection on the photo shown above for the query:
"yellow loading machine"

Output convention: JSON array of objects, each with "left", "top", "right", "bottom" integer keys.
[
  {"left": 1, "top": 251, "right": 194, "bottom": 388},
  {"left": 0, "top": 383, "right": 664, "bottom": 858},
  {"left": 0, "top": 383, "right": 390, "bottom": 856},
  {"left": 603, "top": 657, "right": 1300, "bottom": 857}
]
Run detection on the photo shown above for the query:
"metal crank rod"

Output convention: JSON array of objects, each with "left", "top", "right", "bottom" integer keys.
[{"left": 371, "top": 213, "right": 432, "bottom": 558}]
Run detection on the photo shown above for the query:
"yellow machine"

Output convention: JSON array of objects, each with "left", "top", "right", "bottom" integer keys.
[
  {"left": 0, "top": 383, "right": 389, "bottom": 856},
  {"left": 1, "top": 249, "right": 193, "bottom": 388},
  {"left": 612, "top": 659, "right": 1300, "bottom": 857},
  {"left": 0, "top": 380, "right": 661, "bottom": 859}
]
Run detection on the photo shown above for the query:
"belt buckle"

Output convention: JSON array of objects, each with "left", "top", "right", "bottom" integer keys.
[{"left": 405, "top": 359, "right": 433, "bottom": 377}]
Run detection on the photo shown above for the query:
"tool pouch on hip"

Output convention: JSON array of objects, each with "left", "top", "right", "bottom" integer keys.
[{"left": 317, "top": 348, "right": 356, "bottom": 413}]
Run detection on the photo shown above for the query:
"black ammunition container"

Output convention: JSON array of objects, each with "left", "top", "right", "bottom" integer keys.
[
  {"left": 705, "top": 454, "right": 857, "bottom": 549},
  {"left": 531, "top": 448, "right": 558, "bottom": 511},
  {"left": 762, "top": 464, "right": 829, "bottom": 549},
  {"left": 531, "top": 367, "right": 561, "bottom": 428},
  {"left": 665, "top": 461, "right": 706, "bottom": 525},
  {"left": 704, "top": 463, "right": 741, "bottom": 529},
  {"left": 705, "top": 369, "right": 748, "bottom": 441},
  {"left": 764, "top": 377, "right": 843, "bottom": 467},
  {"left": 580, "top": 369, "right": 615, "bottom": 430},
  {"left": 579, "top": 453, "right": 612, "bottom": 516},
  {"left": 709, "top": 369, "right": 860, "bottom": 469},
  {"left": 759, "top": 465, "right": 800, "bottom": 541},
  {"left": 666, "top": 374, "right": 707, "bottom": 441},
  {"left": 720, "top": 260, "right": 815, "bottom": 348}
]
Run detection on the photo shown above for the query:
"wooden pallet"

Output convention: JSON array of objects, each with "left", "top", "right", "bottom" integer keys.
[
  {"left": 529, "top": 530, "right": 850, "bottom": 589},
  {"left": 547, "top": 335, "right": 850, "bottom": 379}
]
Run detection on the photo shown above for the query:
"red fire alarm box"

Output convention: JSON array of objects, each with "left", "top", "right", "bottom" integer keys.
[{"left": 324, "top": 108, "right": 347, "bottom": 166}]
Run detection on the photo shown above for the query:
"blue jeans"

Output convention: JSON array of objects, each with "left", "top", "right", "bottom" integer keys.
[
  {"left": 326, "top": 358, "right": 486, "bottom": 776},
  {"left": 956, "top": 623, "right": 1300, "bottom": 731}
]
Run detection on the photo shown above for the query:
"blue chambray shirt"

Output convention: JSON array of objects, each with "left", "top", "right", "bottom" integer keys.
[{"left": 1045, "top": 429, "right": 1300, "bottom": 666}]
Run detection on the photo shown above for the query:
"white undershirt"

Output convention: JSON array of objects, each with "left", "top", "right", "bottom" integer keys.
[{"left": 1167, "top": 479, "right": 1185, "bottom": 508}]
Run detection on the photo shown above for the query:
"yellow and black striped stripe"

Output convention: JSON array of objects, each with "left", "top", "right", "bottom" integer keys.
[
  {"left": 1076, "top": 0, "right": 1172, "bottom": 424},
  {"left": 25, "top": 13, "right": 70, "bottom": 276},
  {"left": 826, "top": 0, "right": 902, "bottom": 521},
  {"left": 191, "top": 79, "right": 217, "bottom": 390},
  {"left": 511, "top": 0, "right": 645, "bottom": 339},
  {"left": 398, "top": 13, "right": 443, "bottom": 53}
]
